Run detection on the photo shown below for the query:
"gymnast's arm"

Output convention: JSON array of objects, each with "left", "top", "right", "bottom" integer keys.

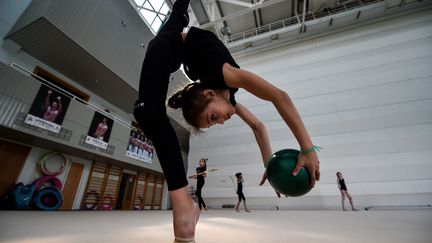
[
  {"left": 234, "top": 103, "right": 272, "bottom": 167},
  {"left": 57, "top": 96, "right": 62, "bottom": 114},
  {"left": 223, "top": 63, "right": 320, "bottom": 186},
  {"left": 235, "top": 103, "right": 280, "bottom": 198}
]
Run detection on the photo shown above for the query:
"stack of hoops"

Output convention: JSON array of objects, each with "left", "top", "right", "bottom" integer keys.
[{"left": 30, "top": 152, "right": 67, "bottom": 210}]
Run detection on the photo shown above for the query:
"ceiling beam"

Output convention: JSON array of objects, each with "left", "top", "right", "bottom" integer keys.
[
  {"left": 199, "top": 0, "right": 284, "bottom": 28},
  {"left": 218, "top": 0, "right": 254, "bottom": 8}
]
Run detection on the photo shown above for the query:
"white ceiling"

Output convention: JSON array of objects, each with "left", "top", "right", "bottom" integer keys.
[{"left": 186, "top": 0, "right": 430, "bottom": 54}]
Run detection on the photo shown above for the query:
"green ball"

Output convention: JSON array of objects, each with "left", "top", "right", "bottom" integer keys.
[{"left": 266, "top": 149, "right": 312, "bottom": 197}]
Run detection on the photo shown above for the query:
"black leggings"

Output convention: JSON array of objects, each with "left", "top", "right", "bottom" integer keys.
[
  {"left": 134, "top": 0, "right": 190, "bottom": 191},
  {"left": 195, "top": 181, "right": 207, "bottom": 209},
  {"left": 237, "top": 192, "right": 246, "bottom": 202}
]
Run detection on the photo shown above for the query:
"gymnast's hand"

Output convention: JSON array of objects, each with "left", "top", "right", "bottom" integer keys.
[
  {"left": 259, "top": 170, "right": 281, "bottom": 198},
  {"left": 294, "top": 151, "right": 320, "bottom": 187}
]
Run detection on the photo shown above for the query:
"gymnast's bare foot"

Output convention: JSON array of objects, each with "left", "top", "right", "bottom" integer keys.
[{"left": 171, "top": 187, "right": 201, "bottom": 242}]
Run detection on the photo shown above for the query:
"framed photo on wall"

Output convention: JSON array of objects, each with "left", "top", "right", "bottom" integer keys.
[
  {"left": 85, "top": 112, "right": 113, "bottom": 149},
  {"left": 126, "top": 130, "right": 154, "bottom": 164},
  {"left": 24, "top": 85, "right": 71, "bottom": 133}
]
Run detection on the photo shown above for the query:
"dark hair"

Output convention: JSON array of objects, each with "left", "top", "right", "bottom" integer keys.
[
  {"left": 168, "top": 83, "right": 224, "bottom": 128},
  {"left": 235, "top": 172, "right": 242, "bottom": 178}
]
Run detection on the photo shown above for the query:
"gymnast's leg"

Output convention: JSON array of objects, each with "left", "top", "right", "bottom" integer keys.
[{"left": 134, "top": 0, "right": 198, "bottom": 242}]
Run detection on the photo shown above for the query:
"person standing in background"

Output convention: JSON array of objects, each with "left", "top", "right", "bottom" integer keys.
[
  {"left": 235, "top": 172, "right": 250, "bottom": 212},
  {"left": 337, "top": 172, "right": 358, "bottom": 211},
  {"left": 189, "top": 158, "right": 208, "bottom": 211}
]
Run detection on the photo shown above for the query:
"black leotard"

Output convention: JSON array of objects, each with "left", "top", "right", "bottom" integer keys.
[
  {"left": 237, "top": 179, "right": 246, "bottom": 202},
  {"left": 338, "top": 178, "right": 347, "bottom": 191},
  {"left": 182, "top": 27, "right": 239, "bottom": 106},
  {"left": 195, "top": 166, "right": 207, "bottom": 209}
]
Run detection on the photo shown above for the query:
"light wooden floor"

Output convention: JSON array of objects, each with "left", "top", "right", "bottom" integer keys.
[{"left": 0, "top": 209, "right": 431, "bottom": 243}]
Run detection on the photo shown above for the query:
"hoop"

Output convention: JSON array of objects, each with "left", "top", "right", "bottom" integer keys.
[{"left": 38, "top": 152, "right": 69, "bottom": 176}]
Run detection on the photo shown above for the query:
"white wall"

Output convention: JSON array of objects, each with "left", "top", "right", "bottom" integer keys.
[{"left": 188, "top": 9, "right": 432, "bottom": 209}]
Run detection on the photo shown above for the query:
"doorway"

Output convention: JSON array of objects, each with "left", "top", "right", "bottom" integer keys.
[
  {"left": 59, "top": 162, "right": 84, "bottom": 210},
  {"left": 115, "top": 173, "right": 136, "bottom": 210},
  {"left": 0, "top": 140, "right": 31, "bottom": 197}
]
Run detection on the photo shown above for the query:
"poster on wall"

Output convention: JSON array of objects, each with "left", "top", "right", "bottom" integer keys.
[
  {"left": 24, "top": 85, "right": 71, "bottom": 133},
  {"left": 126, "top": 130, "right": 154, "bottom": 164},
  {"left": 85, "top": 112, "right": 114, "bottom": 149}
]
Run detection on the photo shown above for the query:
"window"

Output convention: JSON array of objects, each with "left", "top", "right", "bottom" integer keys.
[{"left": 130, "top": 0, "right": 171, "bottom": 34}]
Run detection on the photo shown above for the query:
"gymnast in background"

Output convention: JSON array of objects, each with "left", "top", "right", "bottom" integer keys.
[
  {"left": 189, "top": 158, "right": 208, "bottom": 211},
  {"left": 336, "top": 171, "right": 358, "bottom": 211},
  {"left": 234, "top": 172, "right": 250, "bottom": 212}
]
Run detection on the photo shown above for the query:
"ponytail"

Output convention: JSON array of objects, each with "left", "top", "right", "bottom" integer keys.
[
  {"left": 167, "top": 83, "right": 195, "bottom": 109},
  {"left": 167, "top": 83, "right": 210, "bottom": 128}
]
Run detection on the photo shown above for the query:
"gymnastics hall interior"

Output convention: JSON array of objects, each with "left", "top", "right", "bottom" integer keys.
[{"left": 0, "top": 0, "right": 431, "bottom": 242}]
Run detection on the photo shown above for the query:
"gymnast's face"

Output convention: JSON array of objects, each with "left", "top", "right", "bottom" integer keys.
[
  {"left": 199, "top": 159, "right": 206, "bottom": 167},
  {"left": 197, "top": 89, "right": 236, "bottom": 128}
]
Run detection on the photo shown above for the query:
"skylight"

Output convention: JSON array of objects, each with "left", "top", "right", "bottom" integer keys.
[{"left": 131, "top": 0, "right": 171, "bottom": 34}]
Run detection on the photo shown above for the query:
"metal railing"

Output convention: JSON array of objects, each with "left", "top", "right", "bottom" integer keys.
[
  {"left": 224, "top": 15, "right": 300, "bottom": 44},
  {"left": 223, "top": 0, "right": 385, "bottom": 44},
  {"left": 9, "top": 63, "right": 139, "bottom": 133}
]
